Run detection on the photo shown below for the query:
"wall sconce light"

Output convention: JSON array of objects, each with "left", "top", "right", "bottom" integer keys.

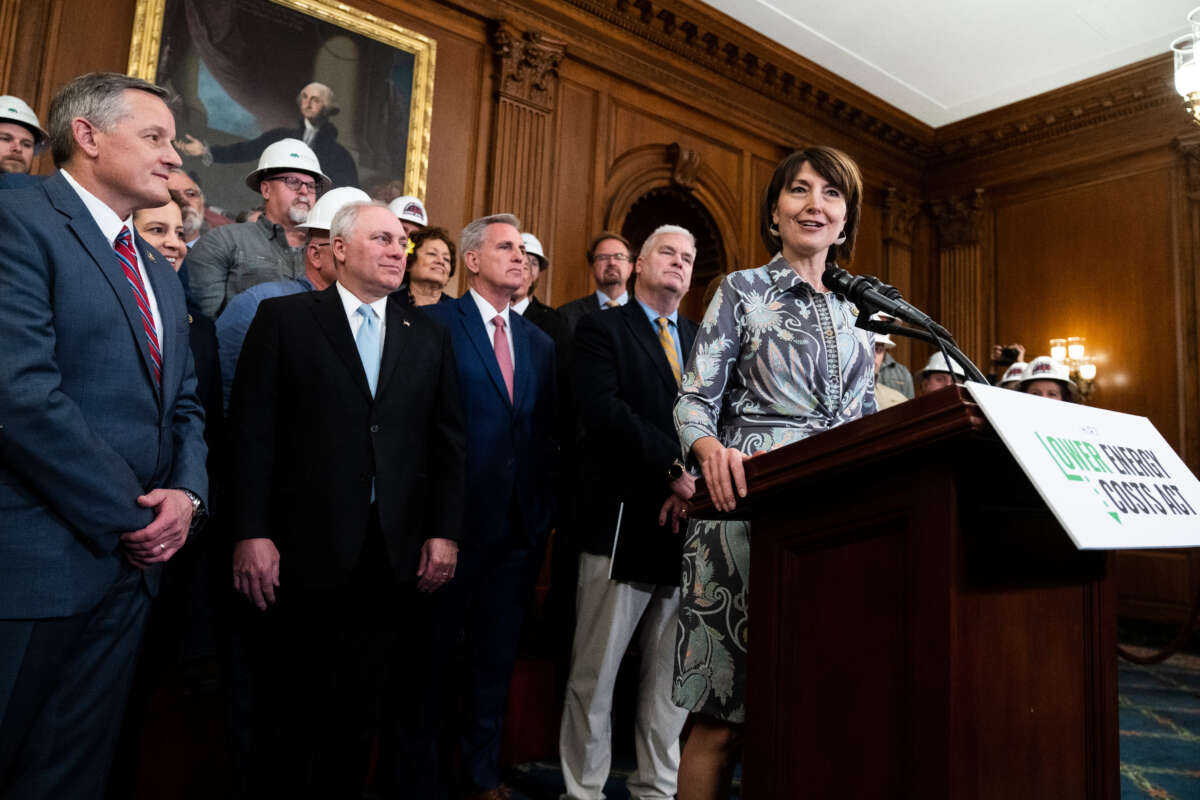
[
  {"left": 1173, "top": 9, "right": 1200, "bottom": 126},
  {"left": 1049, "top": 335, "right": 1098, "bottom": 402}
]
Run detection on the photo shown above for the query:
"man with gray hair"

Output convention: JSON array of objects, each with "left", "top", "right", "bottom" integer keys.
[
  {"left": 185, "top": 137, "right": 329, "bottom": 317},
  {"left": 229, "top": 200, "right": 464, "bottom": 796},
  {"left": 0, "top": 71, "right": 208, "bottom": 796},
  {"left": 415, "top": 214, "right": 558, "bottom": 799},
  {"left": 560, "top": 224, "right": 698, "bottom": 800},
  {"left": 175, "top": 81, "right": 358, "bottom": 190}
]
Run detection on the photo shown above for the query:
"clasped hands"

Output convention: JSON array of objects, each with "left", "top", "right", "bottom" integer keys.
[
  {"left": 232, "top": 536, "right": 458, "bottom": 611},
  {"left": 120, "top": 488, "right": 193, "bottom": 569}
]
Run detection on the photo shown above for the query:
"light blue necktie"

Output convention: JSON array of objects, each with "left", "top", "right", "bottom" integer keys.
[{"left": 355, "top": 304, "right": 380, "bottom": 396}]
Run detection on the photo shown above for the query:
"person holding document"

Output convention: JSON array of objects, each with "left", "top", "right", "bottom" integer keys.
[
  {"left": 670, "top": 147, "right": 876, "bottom": 800},
  {"left": 560, "top": 225, "right": 699, "bottom": 800}
]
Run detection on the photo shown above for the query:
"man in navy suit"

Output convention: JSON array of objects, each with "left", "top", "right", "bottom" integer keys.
[
  {"left": 0, "top": 72, "right": 208, "bottom": 796},
  {"left": 418, "top": 214, "right": 558, "bottom": 799}
]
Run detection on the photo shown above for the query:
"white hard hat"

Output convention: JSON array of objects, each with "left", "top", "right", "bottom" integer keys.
[
  {"left": 296, "top": 187, "right": 371, "bottom": 232},
  {"left": 244, "top": 138, "right": 330, "bottom": 192},
  {"left": 999, "top": 360, "right": 1027, "bottom": 387},
  {"left": 0, "top": 96, "right": 47, "bottom": 146},
  {"left": 920, "top": 351, "right": 966, "bottom": 377},
  {"left": 1019, "top": 356, "right": 1077, "bottom": 395},
  {"left": 388, "top": 195, "right": 427, "bottom": 226},
  {"left": 521, "top": 232, "right": 546, "bottom": 266}
]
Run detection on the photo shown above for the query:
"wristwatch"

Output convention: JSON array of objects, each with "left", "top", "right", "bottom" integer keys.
[
  {"left": 667, "top": 459, "right": 687, "bottom": 482},
  {"left": 180, "top": 488, "right": 207, "bottom": 533}
]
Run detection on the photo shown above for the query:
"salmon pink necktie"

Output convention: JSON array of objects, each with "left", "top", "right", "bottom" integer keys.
[{"left": 492, "top": 315, "right": 514, "bottom": 401}]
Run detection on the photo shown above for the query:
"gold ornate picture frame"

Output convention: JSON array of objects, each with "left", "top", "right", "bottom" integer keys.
[{"left": 128, "top": 0, "right": 434, "bottom": 210}]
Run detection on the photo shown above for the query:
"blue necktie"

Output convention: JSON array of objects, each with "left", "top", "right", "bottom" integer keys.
[{"left": 355, "top": 304, "right": 380, "bottom": 396}]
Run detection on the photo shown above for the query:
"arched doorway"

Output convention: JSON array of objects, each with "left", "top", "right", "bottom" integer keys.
[{"left": 620, "top": 186, "right": 726, "bottom": 321}]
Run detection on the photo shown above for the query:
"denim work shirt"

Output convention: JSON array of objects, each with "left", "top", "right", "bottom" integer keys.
[{"left": 186, "top": 215, "right": 304, "bottom": 319}]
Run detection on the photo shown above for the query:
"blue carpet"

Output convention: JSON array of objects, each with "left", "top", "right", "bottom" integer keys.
[
  {"left": 506, "top": 652, "right": 1199, "bottom": 800},
  {"left": 1119, "top": 652, "right": 1200, "bottom": 800}
]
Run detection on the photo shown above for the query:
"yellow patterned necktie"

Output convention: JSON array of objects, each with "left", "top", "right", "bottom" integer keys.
[{"left": 656, "top": 317, "right": 681, "bottom": 385}]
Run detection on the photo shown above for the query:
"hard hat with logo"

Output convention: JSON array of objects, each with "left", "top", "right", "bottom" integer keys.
[
  {"left": 388, "top": 195, "right": 428, "bottom": 226},
  {"left": 919, "top": 351, "right": 966, "bottom": 377},
  {"left": 244, "top": 138, "right": 330, "bottom": 192},
  {"left": 1018, "top": 356, "right": 1077, "bottom": 396},
  {"left": 296, "top": 187, "right": 371, "bottom": 233},
  {"left": 0, "top": 96, "right": 47, "bottom": 147},
  {"left": 521, "top": 232, "right": 547, "bottom": 269},
  {"left": 998, "top": 360, "right": 1027, "bottom": 388}
]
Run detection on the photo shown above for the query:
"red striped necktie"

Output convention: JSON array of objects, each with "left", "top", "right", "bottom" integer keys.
[{"left": 114, "top": 226, "right": 162, "bottom": 387}]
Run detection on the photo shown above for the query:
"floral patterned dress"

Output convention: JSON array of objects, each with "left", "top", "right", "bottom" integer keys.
[{"left": 671, "top": 256, "right": 877, "bottom": 723}]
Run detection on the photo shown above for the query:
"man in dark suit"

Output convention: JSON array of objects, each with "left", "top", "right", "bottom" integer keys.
[
  {"left": 176, "top": 81, "right": 358, "bottom": 191},
  {"left": 228, "top": 201, "right": 465, "bottom": 797},
  {"left": 0, "top": 72, "right": 209, "bottom": 796},
  {"left": 421, "top": 214, "right": 558, "bottom": 800},
  {"left": 560, "top": 225, "right": 698, "bottom": 800},
  {"left": 557, "top": 231, "right": 634, "bottom": 333}
]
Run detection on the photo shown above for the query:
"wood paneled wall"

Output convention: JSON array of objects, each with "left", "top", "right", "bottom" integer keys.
[{"left": 3, "top": 0, "right": 1196, "bottom": 620}]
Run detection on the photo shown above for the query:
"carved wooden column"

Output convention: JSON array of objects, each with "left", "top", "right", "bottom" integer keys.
[
  {"left": 488, "top": 23, "right": 565, "bottom": 240},
  {"left": 882, "top": 185, "right": 920, "bottom": 368},
  {"left": 1173, "top": 134, "right": 1200, "bottom": 471},
  {"left": 931, "top": 189, "right": 987, "bottom": 367}
]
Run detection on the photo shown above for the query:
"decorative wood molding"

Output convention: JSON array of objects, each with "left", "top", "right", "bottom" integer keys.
[
  {"left": 666, "top": 141, "right": 700, "bottom": 190},
  {"left": 933, "top": 57, "right": 1179, "bottom": 163},
  {"left": 883, "top": 185, "right": 920, "bottom": 246},
  {"left": 491, "top": 21, "right": 566, "bottom": 113},
  {"left": 559, "top": 0, "right": 934, "bottom": 159},
  {"left": 930, "top": 189, "right": 986, "bottom": 248},
  {"left": 1175, "top": 133, "right": 1200, "bottom": 200},
  {"left": 488, "top": 22, "right": 565, "bottom": 236}
]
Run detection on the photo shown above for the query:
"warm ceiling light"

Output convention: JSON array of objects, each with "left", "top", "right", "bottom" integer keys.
[
  {"left": 1175, "top": 11, "right": 1200, "bottom": 125},
  {"left": 1050, "top": 338, "right": 1067, "bottom": 362},
  {"left": 1067, "top": 336, "right": 1085, "bottom": 361}
]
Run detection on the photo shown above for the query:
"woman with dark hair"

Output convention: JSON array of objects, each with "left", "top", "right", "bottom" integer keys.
[
  {"left": 671, "top": 146, "right": 877, "bottom": 799},
  {"left": 402, "top": 225, "right": 456, "bottom": 306}
]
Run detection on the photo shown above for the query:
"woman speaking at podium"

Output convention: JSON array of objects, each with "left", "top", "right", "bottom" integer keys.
[{"left": 671, "top": 146, "right": 877, "bottom": 799}]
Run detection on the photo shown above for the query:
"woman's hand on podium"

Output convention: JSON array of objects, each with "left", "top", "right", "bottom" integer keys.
[{"left": 693, "top": 436, "right": 749, "bottom": 513}]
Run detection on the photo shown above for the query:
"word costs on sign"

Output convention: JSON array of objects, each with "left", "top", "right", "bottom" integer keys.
[{"left": 965, "top": 383, "right": 1200, "bottom": 549}]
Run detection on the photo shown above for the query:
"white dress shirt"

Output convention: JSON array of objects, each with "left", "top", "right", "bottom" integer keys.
[
  {"left": 61, "top": 169, "right": 164, "bottom": 346},
  {"left": 468, "top": 287, "right": 516, "bottom": 367},
  {"left": 302, "top": 119, "right": 318, "bottom": 146},
  {"left": 510, "top": 296, "right": 531, "bottom": 316},
  {"left": 335, "top": 282, "right": 388, "bottom": 362}
]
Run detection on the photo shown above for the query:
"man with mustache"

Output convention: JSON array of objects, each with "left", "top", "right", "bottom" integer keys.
[
  {"left": 166, "top": 167, "right": 230, "bottom": 247},
  {"left": 185, "top": 138, "right": 328, "bottom": 318},
  {"left": 0, "top": 95, "right": 49, "bottom": 190}
]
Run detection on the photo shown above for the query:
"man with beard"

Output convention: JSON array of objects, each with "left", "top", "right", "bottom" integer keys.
[
  {"left": 176, "top": 82, "right": 357, "bottom": 191},
  {"left": 186, "top": 138, "right": 328, "bottom": 318},
  {"left": 0, "top": 95, "right": 48, "bottom": 189},
  {"left": 166, "top": 168, "right": 229, "bottom": 247},
  {"left": 557, "top": 232, "right": 634, "bottom": 334}
]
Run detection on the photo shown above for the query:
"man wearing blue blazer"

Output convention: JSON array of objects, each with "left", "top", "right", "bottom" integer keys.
[
  {"left": 0, "top": 73, "right": 208, "bottom": 796},
  {"left": 415, "top": 213, "right": 558, "bottom": 799}
]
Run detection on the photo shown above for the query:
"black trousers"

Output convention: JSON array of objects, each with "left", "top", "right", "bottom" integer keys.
[
  {"left": 0, "top": 567, "right": 150, "bottom": 799},
  {"left": 249, "top": 513, "right": 408, "bottom": 800}
]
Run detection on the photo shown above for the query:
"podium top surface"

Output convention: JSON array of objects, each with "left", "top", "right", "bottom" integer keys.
[{"left": 689, "top": 386, "right": 991, "bottom": 517}]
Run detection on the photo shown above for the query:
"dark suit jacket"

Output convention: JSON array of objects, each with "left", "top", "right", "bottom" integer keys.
[
  {"left": 572, "top": 300, "right": 698, "bottom": 585},
  {"left": 228, "top": 286, "right": 465, "bottom": 588},
  {"left": 556, "top": 292, "right": 603, "bottom": 335},
  {"left": 521, "top": 295, "right": 573, "bottom": 450},
  {"left": 421, "top": 295, "right": 557, "bottom": 549},
  {"left": 210, "top": 120, "right": 359, "bottom": 190},
  {"left": 0, "top": 171, "right": 209, "bottom": 618}
]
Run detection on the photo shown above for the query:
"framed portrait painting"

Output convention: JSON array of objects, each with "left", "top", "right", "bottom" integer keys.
[{"left": 129, "top": 0, "right": 435, "bottom": 218}]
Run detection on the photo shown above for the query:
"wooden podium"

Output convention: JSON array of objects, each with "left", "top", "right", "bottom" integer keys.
[{"left": 689, "top": 387, "right": 1118, "bottom": 800}]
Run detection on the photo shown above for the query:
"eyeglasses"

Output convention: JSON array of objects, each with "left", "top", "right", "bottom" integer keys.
[
  {"left": 594, "top": 253, "right": 630, "bottom": 264},
  {"left": 269, "top": 176, "right": 317, "bottom": 194}
]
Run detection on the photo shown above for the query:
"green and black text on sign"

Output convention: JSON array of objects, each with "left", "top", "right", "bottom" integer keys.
[{"left": 1035, "top": 433, "right": 1196, "bottom": 523}]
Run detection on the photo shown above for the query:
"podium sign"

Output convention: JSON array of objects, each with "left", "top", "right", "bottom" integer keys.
[{"left": 966, "top": 383, "right": 1200, "bottom": 549}]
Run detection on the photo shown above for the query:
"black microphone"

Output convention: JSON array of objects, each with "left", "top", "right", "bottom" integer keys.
[{"left": 821, "top": 265, "right": 952, "bottom": 342}]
